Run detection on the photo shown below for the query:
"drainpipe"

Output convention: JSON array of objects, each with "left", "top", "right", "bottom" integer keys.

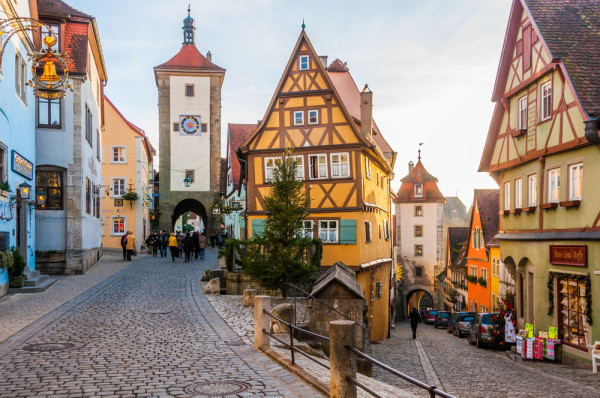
[{"left": 236, "top": 150, "right": 249, "bottom": 242}]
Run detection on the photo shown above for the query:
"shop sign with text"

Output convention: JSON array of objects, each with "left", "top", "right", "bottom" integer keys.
[
  {"left": 549, "top": 245, "right": 587, "bottom": 267},
  {"left": 11, "top": 150, "right": 33, "bottom": 180}
]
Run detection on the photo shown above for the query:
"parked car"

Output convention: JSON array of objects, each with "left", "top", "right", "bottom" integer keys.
[
  {"left": 434, "top": 311, "right": 451, "bottom": 328},
  {"left": 425, "top": 309, "right": 439, "bottom": 324},
  {"left": 468, "top": 313, "right": 500, "bottom": 347},
  {"left": 447, "top": 312, "right": 476, "bottom": 337}
]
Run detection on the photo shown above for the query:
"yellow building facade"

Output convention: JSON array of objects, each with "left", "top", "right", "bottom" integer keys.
[
  {"left": 239, "top": 31, "right": 396, "bottom": 341},
  {"left": 489, "top": 245, "right": 500, "bottom": 312},
  {"left": 101, "top": 97, "right": 155, "bottom": 252}
]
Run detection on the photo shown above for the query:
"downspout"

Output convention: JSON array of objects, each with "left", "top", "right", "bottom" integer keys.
[{"left": 236, "top": 149, "right": 249, "bottom": 242}]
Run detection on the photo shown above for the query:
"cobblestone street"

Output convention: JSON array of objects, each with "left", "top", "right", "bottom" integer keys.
[
  {"left": 371, "top": 321, "right": 600, "bottom": 398},
  {"left": 0, "top": 248, "right": 322, "bottom": 397}
]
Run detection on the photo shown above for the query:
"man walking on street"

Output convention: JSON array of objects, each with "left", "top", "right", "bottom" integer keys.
[
  {"left": 120, "top": 233, "right": 128, "bottom": 260},
  {"left": 159, "top": 231, "right": 168, "bottom": 258},
  {"left": 408, "top": 307, "right": 421, "bottom": 339}
]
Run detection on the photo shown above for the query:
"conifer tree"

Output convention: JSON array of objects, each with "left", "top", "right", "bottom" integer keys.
[{"left": 242, "top": 151, "right": 320, "bottom": 298}]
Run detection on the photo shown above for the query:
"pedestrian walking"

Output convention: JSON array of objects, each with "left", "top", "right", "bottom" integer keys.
[
  {"left": 192, "top": 231, "right": 200, "bottom": 260},
  {"left": 168, "top": 232, "right": 178, "bottom": 262},
  {"left": 198, "top": 232, "right": 207, "bottom": 260},
  {"left": 146, "top": 232, "right": 158, "bottom": 257},
  {"left": 210, "top": 234, "right": 216, "bottom": 248},
  {"left": 120, "top": 233, "right": 128, "bottom": 260},
  {"left": 159, "top": 231, "right": 168, "bottom": 258},
  {"left": 176, "top": 232, "right": 184, "bottom": 258},
  {"left": 183, "top": 233, "right": 194, "bottom": 262},
  {"left": 217, "top": 232, "right": 225, "bottom": 249},
  {"left": 125, "top": 231, "right": 136, "bottom": 261},
  {"left": 408, "top": 307, "right": 421, "bottom": 339}
]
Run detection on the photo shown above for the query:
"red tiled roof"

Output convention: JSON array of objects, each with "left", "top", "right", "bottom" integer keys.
[
  {"left": 326, "top": 60, "right": 393, "bottom": 155},
  {"left": 155, "top": 44, "right": 225, "bottom": 71},
  {"left": 227, "top": 124, "right": 255, "bottom": 190},
  {"left": 37, "top": 0, "right": 90, "bottom": 18},
  {"left": 473, "top": 189, "right": 500, "bottom": 247},
  {"left": 525, "top": 0, "right": 600, "bottom": 117},
  {"left": 395, "top": 160, "right": 445, "bottom": 203}
]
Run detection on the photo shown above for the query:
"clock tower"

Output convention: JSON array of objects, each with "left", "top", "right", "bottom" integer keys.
[{"left": 154, "top": 7, "right": 225, "bottom": 233}]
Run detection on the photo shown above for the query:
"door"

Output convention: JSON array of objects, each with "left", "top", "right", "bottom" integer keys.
[{"left": 15, "top": 199, "right": 27, "bottom": 266}]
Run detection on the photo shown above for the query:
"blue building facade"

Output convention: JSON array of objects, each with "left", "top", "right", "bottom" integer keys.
[{"left": 0, "top": 6, "right": 37, "bottom": 296}]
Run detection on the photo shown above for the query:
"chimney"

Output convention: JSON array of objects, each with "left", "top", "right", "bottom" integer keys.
[
  {"left": 408, "top": 161, "right": 414, "bottom": 173},
  {"left": 360, "top": 84, "right": 373, "bottom": 139},
  {"left": 319, "top": 55, "right": 328, "bottom": 68},
  {"left": 206, "top": 51, "right": 212, "bottom": 62}
]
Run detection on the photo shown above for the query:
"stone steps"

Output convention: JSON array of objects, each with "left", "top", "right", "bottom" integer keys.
[{"left": 7, "top": 269, "right": 57, "bottom": 293}]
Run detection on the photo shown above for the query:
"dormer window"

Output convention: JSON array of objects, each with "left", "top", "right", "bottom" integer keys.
[
  {"left": 414, "top": 183, "right": 423, "bottom": 198},
  {"left": 299, "top": 55, "right": 309, "bottom": 71}
]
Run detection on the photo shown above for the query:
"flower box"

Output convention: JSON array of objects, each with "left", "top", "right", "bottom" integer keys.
[{"left": 0, "top": 190, "right": 8, "bottom": 202}]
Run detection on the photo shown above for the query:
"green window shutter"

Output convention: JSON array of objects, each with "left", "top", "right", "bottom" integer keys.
[
  {"left": 252, "top": 219, "right": 265, "bottom": 238},
  {"left": 339, "top": 219, "right": 357, "bottom": 244}
]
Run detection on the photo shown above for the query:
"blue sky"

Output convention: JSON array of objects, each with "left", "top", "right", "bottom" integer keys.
[{"left": 74, "top": 0, "right": 512, "bottom": 208}]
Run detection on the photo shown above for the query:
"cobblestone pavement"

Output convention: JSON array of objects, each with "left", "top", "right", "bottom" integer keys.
[
  {"left": 371, "top": 321, "right": 600, "bottom": 398},
  {"left": 0, "top": 252, "right": 132, "bottom": 344},
  {"left": 0, "top": 248, "right": 323, "bottom": 397}
]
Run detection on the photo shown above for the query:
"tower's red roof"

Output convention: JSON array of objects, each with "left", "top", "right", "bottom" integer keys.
[
  {"left": 155, "top": 44, "right": 225, "bottom": 71},
  {"left": 395, "top": 160, "right": 445, "bottom": 203}
]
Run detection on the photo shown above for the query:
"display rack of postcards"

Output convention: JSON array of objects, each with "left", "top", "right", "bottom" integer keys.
[
  {"left": 516, "top": 330, "right": 562, "bottom": 362},
  {"left": 558, "top": 277, "right": 589, "bottom": 349}
]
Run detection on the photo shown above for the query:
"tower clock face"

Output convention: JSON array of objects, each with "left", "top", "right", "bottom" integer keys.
[{"left": 179, "top": 115, "right": 201, "bottom": 135}]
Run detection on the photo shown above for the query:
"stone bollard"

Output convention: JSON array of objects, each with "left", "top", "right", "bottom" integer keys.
[
  {"left": 329, "top": 320, "right": 357, "bottom": 398},
  {"left": 243, "top": 289, "right": 257, "bottom": 307},
  {"left": 253, "top": 295, "right": 271, "bottom": 350}
]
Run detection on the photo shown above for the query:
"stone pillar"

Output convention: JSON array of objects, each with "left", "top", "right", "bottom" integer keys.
[
  {"left": 329, "top": 320, "right": 357, "bottom": 398},
  {"left": 253, "top": 295, "right": 271, "bottom": 349}
]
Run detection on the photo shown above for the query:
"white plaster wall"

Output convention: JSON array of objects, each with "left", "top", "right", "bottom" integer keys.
[
  {"left": 169, "top": 75, "right": 211, "bottom": 191},
  {"left": 397, "top": 202, "right": 440, "bottom": 268}
]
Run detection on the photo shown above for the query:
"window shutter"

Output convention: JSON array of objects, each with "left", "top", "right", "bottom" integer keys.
[
  {"left": 339, "top": 219, "right": 357, "bottom": 244},
  {"left": 251, "top": 219, "right": 265, "bottom": 238},
  {"left": 523, "top": 25, "right": 532, "bottom": 71}
]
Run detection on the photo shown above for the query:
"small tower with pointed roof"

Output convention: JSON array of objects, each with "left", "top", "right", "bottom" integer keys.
[
  {"left": 154, "top": 7, "right": 226, "bottom": 234},
  {"left": 394, "top": 154, "right": 446, "bottom": 313}
]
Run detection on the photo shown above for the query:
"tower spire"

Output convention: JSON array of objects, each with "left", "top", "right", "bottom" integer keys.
[{"left": 182, "top": 5, "right": 195, "bottom": 45}]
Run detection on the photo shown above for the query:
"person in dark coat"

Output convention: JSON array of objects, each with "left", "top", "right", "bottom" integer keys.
[
  {"left": 159, "top": 231, "right": 168, "bottom": 258},
  {"left": 192, "top": 231, "right": 200, "bottom": 259},
  {"left": 183, "top": 233, "right": 194, "bottom": 262},
  {"left": 120, "top": 233, "right": 128, "bottom": 260},
  {"left": 408, "top": 308, "right": 421, "bottom": 339},
  {"left": 176, "top": 232, "right": 185, "bottom": 258}
]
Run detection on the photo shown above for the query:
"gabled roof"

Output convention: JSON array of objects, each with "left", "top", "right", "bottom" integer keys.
[
  {"left": 526, "top": 0, "right": 600, "bottom": 117},
  {"left": 471, "top": 189, "right": 500, "bottom": 247},
  {"left": 37, "top": 0, "right": 90, "bottom": 18},
  {"left": 394, "top": 160, "right": 445, "bottom": 203},
  {"left": 104, "top": 96, "right": 154, "bottom": 161},
  {"left": 311, "top": 261, "right": 364, "bottom": 299},
  {"left": 227, "top": 124, "right": 255, "bottom": 190},
  {"left": 448, "top": 227, "right": 469, "bottom": 264},
  {"left": 155, "top": 43, "right": 225, "bottom": 72}
]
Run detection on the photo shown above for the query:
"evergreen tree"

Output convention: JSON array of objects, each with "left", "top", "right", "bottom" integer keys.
[{"left": 242, "top": 151, "right": 320, "bottom": 298}]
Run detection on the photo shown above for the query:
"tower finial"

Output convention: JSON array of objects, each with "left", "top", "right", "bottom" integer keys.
[
  {"left": 188, "top": 4, "right": 191, "bottom": 17},
  {"left": 418, "top": 142, "right": 423, "bottom": 161},
  {"left": 182, "top": 5, "right": 195, "bottom": 45},
  {"left": 302, "top": 18, "right": 305, "bottom": 30}
]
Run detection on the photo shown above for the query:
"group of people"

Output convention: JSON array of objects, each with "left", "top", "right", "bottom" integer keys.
[
  {"left": 119, "top": 231, "right": 137, "bottom": 261},
  {"left": 209, "top": 232, "right": 227, "bottom": 249},
  {"left": 144, "top": 230, "right": 208, "bottom": 263}
]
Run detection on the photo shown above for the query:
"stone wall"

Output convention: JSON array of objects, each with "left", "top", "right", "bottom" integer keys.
[{"left": 308, "top": 297, "right": 364, "bottom": 351}]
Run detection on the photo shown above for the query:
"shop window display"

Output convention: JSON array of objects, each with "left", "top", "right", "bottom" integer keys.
[{"left": 558, "top": 276, "right": 589, "bottom": 349}]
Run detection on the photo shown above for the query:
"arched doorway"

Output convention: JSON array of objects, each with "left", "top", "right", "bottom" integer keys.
[
  {"left": 171, "top": 199, "right": 208, "bottom": 233},
  {"left": 406, "top": 289, "right": 434, "bottom": 313}
]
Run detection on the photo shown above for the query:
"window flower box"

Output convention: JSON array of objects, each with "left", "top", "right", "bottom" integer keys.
[
  {"left": 522, "top": 206, "right": 537, "bottom": 213},
  {"left": 0, "top": 189, "right": 8, "bottom": 202},
  {"left": 541, "top": 202, "right": 558, "bottom": 210},
  {"left": 559, "top": 200, "right": 581, "bottom": 209}
]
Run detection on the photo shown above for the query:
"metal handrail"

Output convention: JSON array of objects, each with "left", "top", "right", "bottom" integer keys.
[
  {"left": 286, "top": 282, "right": 369, "bottom": 333},
  {"left": 262, "top": 328, "right": 330, "bottom": 370},
  {"left": 345, "top": 345, "right": 455, "bottom": 398},
  {"left": 263, "top": 309, "right": 330, "bottom": 341}
]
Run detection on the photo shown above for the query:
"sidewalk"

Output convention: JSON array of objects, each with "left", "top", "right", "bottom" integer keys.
[{"left": 0, "top": 252, "right": 134, "bottom": 344}]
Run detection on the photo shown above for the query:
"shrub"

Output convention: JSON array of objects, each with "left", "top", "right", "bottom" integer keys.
[{"left": 9, "top": 248, "right": 25, "bottom": 288}]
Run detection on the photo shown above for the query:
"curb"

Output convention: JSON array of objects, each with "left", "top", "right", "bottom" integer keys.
[{"left": 259, "top": 344, "right": 329, "bottom": 397}]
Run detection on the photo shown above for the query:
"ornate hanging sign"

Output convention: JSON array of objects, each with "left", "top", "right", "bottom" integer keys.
[{"left": 179, "top": 115, "right": 201, "bottom": 136}]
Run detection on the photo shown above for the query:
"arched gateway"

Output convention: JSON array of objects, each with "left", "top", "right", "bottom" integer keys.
[
  {"left": 406, "top": 289, "right": 434, "bottom": 313},
  {"left": 154, "top": 8, "right": 225, "bottom": 235}
]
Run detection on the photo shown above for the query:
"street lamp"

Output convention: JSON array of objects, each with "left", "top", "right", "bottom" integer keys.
[
  {"left": 18, "top": 182, "right": 31, "bottom": 200},
  {"left": 183, "top": 176, "right": 191, "bottom": 188},
  {"left": 35, "top": 190, "right": 47, "bottom": 207}
]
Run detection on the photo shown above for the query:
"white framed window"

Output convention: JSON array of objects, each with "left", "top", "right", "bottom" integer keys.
[
  {"left": 112, "top": 216, "right": 126, "bottom": 235},
  {"left": 540, "top": 81, "right": 552, "bottom": 121},
  {"left": 293, "top": 110, "right": 304, "bottom": 126},
  {"left": 384, "top": 219, "right": 390, "bottom": 240},
  {"left": 292, "top": 155, "right": 304, "bottom": 180},
  {"left": 415, "top": 206, "right": 422, "bottom": 217},
  {"left": 518, "top": 95, "right": 528, "bottom": 130},
  {"left": 364, "top": 221, "right": 372, "bottom": 242},
  {"left": 414, "top": 183, "right": 423, "bottom": 198},
  {"left": 365, "top": 156, "right": 371, "bottom": 179},
  {"left": 548, "top": 168, "right": 560, "bottom": 203},
  {"left": 504, "top": 181, "right": 510, "bottom": 210},
  {"left": 309, "top": 154, "right": 327, "bottom": 179},
  {"left": 318, "top": 220, "right": 338, "bottom": 243},
  {"left": 111, "top": 146, "right": 127, "bottom": 163},
  {"left": 308, "top": 109, "right": 318, "bottom": 125},
  {"left": 469, "top": 266, "right": 477, "bottom": 277},
  {"left": 569, "top": 163, "right": 583, "bottom": 200},
  {"left": 299, "top": 55, "right": 309, "bottom": 71},
  {"left": 264, "top": 157, "right": 277, "bottom": 182},
  {"left": 515, "top": 178, "right": 522, "bottom": 209},
  {"left": 492, "top": 258, "right": 496, "bottom": 276},
  {"left": 330, "top": 153, "right": 350, "bottom": 178},
  {"left": 414, "top": 244, "right": 423, "bottom": 256},
  {"left": 15, "top": 51, "right": 27, "bottom": 103},
  {"left": 299, "top": 220, "right": 313, "bottom": 238},
  {"left": 112, "top": 178, "right": 126, "bottom": 197},
  {"left": 265, "top": 156, "right": 304, "bottom": 182},
  {"left": 481, "top": 268, "right": 487, "bottom": 282},
  {"left": 527, "top": 174, "right": 537, "bottom": 206}
]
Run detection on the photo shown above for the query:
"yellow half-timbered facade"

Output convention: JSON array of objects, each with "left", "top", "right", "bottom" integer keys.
[{"left": 239, "top": 30, "right": 396, "bottom": 341}]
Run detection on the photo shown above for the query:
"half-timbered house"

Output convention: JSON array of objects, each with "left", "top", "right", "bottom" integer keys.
[
  {"left": 238, "top": 30, "right": 396, "bottom": 341},
  {"left": 479, "top": 0, "right": 600, "bottom": 366}
]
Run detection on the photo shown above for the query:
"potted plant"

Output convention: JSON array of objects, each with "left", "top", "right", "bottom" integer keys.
[
  {"left": 478, "top": 277, "right": 487, "bottom": 287},
  {"left": 8, "top": 248, "right": 25, "bottom": 288},
  {"left": 121, "top": 188, "right": 139, "bottom": 210}
]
